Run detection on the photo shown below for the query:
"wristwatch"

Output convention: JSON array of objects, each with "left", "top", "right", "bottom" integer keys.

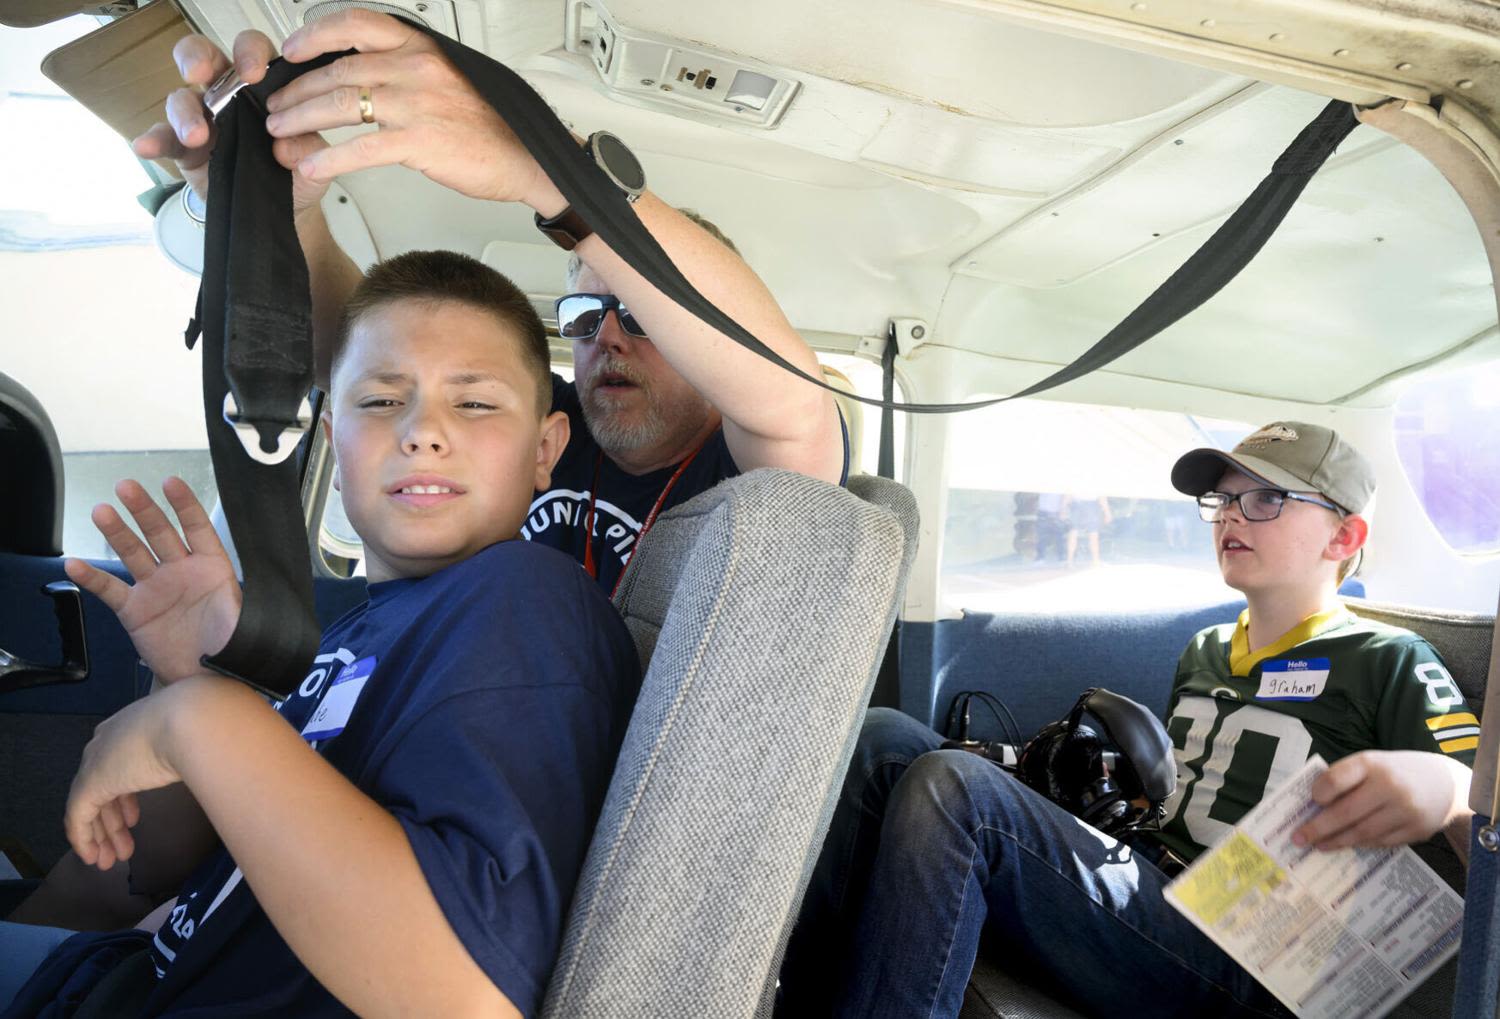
[{"left": 535, "top": 131, "right": 646, "bottom": 251}]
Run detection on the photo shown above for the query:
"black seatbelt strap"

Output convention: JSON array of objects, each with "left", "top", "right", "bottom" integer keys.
[
  {"left": 195, "top": 21, "right": 1355, "bottom": 695},
  {"left": 877, "top": 321, "right": 897, "bottom": 479},
  {"left": 867, "top": 321, "right": 903, "bottom": 709},
  {"left": 188, "top": 56, "right": 337, "bottom": 698}
]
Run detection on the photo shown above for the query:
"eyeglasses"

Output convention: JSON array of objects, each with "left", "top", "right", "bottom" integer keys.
[
  {"left": 555, "top": 293, "right": 649, "bottom": 342},
  {"left": 1197, "top": 488, "right": 1342, "bottom": 523}
]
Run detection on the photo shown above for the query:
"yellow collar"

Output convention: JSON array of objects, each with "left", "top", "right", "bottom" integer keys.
[{"left": 1228, "top": 606, "right": 1351, "bottom": 677}]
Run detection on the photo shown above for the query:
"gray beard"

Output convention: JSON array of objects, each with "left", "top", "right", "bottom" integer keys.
[
  {"left": 579, "top": 358, "right": 713, "bottom": 461},
  {"left": 579, "top": 393, "right": 672, "bottom": 454}
]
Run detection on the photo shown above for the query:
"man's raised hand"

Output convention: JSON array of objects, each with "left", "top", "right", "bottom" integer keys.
[
  {"left": 131, "top": 31, "right": 332, "bottom": 216},
  {"left": 265, "top": 8, "right": 561, "bottom": 212},
  {"left": 64, "top": 478, "right": 241, "bottom": 687}
]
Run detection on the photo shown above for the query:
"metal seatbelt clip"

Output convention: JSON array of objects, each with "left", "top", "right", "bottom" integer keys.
[
  {"left": 204, "top": 66, "right": 253, "bottom": 119},
  {"left": 223, "top": 392, "right": 313, "bottom": 465}
]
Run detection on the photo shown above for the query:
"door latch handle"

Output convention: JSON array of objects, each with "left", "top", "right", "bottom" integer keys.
[{"left": 0, "top": 582, "right": 90, "bottom": 693}]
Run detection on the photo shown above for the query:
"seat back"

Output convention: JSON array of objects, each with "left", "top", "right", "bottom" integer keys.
[
  {"left": 1345, "top": 598, "right": 1494, "bottom": 712},
  {"left": 541, "top": 469, "right": 918, "bottom": 1019}
]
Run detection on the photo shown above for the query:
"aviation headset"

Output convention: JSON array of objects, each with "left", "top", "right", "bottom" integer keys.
[
  {"left": 946, "top": 687, "right": 1176, "bottom": 836},
  {"left": 1015, "top": 687, "right": 1177, "bottom": 835}
]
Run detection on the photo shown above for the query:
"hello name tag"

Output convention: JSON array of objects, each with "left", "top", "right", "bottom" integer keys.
[
  {"left": 1255, "top": 658, "right": 1330, "bottom": 701},
  {"left": 301, "top": 656, "right": 376, "bottom": 742}
]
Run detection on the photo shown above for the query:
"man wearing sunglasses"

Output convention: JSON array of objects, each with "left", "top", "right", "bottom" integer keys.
[
  {"left": 133, "top": 12, "right": 848, "bottom": 594},
  {"left": 527, "top": 213, "right": 848, "bottom": 592},
  {"left": 780, "top": 421, "right": 1475, "bottom": 1019}
]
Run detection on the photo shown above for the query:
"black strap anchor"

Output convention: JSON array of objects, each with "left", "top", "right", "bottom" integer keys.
[{"left": 0, "top": 582, "right": 89, "bottom": 693}]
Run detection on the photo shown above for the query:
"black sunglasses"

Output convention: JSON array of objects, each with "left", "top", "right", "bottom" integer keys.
[{"left": 555, "top": 293, "right": 649, "bottom": 341}]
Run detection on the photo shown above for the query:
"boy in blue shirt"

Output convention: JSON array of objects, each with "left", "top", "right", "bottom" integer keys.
[{"left": 3, "top": 250, "right": 640, "bottom": 1017}]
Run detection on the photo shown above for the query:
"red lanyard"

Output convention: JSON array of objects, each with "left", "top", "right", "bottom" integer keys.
[{"left": 584, "top": 442, "right": 705, "bottom": 597}]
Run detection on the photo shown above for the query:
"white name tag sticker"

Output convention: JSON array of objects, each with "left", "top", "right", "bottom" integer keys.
[
  {"left": 301, "top": 656, "right": 376, "bottom": 742},
  {"left": 1256, "top": 658, "right": 1330, "bottom": 702}
]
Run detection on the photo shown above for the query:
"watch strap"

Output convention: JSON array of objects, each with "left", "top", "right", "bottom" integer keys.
[{"left": 535, "top": 205, "right": 594, "bottom": 251}]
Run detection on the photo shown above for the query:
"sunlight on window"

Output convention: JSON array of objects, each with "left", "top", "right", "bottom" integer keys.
[
  {"left": 2, "top": 15, "right": 215, "bottom": 558},
  {"left": 1394, "top": 360, "right": 1500, "bottom": 556},
  {"left": 941, "top": 401, "right": 1253, "bottom": 613}
]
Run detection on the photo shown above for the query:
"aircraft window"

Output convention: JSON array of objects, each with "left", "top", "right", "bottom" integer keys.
[
  {"left": 1394, "top": 359, "right": 1500, "bottom": 556},
  {"left": 941, "top": 401, "right": 1252, "bottom": 613},
  {"left": 2, "top": 17, "right": 217, "bottom": 559}
]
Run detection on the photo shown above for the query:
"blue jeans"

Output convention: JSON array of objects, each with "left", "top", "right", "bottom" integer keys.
[
  {"left": 0, "top": 920, "right": 75, "bottom": 1009},
  {"left": 781, "top": 708, "right": 1286, "bottom": 1019}
]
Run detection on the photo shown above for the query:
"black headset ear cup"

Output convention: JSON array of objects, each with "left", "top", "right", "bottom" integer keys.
[
  {"left": 1018, "top": 706, "right": 1136, "bottom": 832},
  {"left": 1017, "top": 719, "right": 1068, "bottom": 798}
]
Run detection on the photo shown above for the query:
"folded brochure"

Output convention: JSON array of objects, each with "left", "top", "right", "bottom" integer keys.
[{"left": 1164, "top": 755, "right": 1462, "bottom": 1019}]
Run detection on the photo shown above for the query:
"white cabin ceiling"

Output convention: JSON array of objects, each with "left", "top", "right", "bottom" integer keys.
[{"left": 169, "top": 0, "right": 1497, "bottom": 409}]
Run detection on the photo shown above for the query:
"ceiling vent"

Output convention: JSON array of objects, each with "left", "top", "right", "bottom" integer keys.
[
  {"left": 265, "top": 0, "right": 461, "bottom": 42},
  {"left": 564, "top": 0, "right": 798, "bottom": 128}
]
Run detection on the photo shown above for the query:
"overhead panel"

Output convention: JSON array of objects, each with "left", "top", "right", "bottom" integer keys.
[
  {"left": 564, "top": 0, "right": 800, "bottom": 128},
  {"left": 597, "top": 0, "right": 1232, "bottom": 129}
]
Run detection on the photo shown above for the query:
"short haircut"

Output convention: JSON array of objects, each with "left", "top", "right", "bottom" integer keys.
[
  {"left": 332, "top": 250, "right": 551, "bottom": 415},
  {"left": 565, "top": 208, "right": 740, "bottom": 290}
]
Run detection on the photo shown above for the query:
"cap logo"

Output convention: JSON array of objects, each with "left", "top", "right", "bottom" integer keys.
[{"left": 1240, "top": 424, "right": 1298, "bottom": 448}]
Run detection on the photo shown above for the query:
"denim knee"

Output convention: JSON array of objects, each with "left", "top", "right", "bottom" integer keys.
[
  {"left": 883, "top": 749, "right": 1028, "bottom": 843},
  {"left": 853, "top": 707, "right": 943, "bottom": 774}
]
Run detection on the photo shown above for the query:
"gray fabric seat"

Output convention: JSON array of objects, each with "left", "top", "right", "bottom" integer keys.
[
  {"left": 541, "top": 469, "right": 919, "bottom": 1019},
  {"left": 962, "top": 597, "right": 1495, "bottom": 1019}
]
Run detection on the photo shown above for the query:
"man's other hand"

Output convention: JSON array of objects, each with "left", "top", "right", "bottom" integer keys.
[{"left": 131, "top": 31, "right": 331, "bottom": 216}]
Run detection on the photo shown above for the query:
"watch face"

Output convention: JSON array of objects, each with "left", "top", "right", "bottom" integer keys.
[{"left": 593, "top": 132, "right": 646, "bottom": 194}]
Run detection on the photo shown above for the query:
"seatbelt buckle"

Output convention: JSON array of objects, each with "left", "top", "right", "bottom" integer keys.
[
  {"left": 204, "top": 66, "right": 252, "bottom": 120},
  {"left": 222, "top": 392, "right": 313, "bottom": 465}
]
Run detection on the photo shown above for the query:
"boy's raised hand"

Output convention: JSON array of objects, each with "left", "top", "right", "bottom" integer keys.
[
  {"left": 1292, "top": 749, "right": 1471, "bottom": 851},
  {"left": 64, "top": 478, "right": 241, "bottom": 686}
]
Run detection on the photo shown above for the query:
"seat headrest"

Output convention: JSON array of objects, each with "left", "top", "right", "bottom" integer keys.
[{"left": 0, "top": 372, "right": 64, "bottom": 556}]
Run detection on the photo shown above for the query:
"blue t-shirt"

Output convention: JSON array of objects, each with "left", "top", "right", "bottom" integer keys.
[
  {"left": 141, "top": 540, "right": 640, "bottom": 1017},
  {"left": 525, "top": 374, "right": 848, "bottom": 593}
]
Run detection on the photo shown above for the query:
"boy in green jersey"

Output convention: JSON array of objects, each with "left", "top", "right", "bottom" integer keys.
[{"left": 780, "top": 422, "right": 1477, "bottom": 1019}]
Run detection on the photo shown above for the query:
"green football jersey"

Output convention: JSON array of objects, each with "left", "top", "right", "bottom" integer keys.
[{"left": 1152, "top": 607, "right": 1478, "bottom": 863}]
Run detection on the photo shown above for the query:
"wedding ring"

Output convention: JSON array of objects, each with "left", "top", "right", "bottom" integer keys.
[{"left": 358, "top": 86, "right": 376, "bottom": 125}]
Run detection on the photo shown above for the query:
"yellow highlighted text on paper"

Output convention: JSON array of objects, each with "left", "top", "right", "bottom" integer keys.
[{"left": 1172, "top": 832, "right": 1286, "bottom": 927}]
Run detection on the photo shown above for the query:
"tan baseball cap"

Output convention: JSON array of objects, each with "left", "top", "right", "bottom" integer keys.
[{"left": 1171, "top": 422, "right": 1375, "bottom": 514}]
